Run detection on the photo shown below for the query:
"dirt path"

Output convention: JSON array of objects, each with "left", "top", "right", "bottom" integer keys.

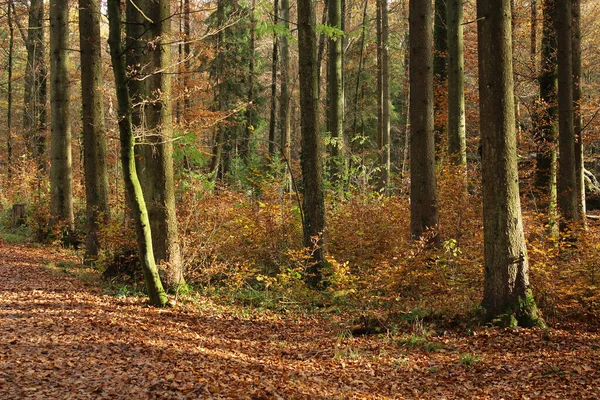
[{"left": 0, "top": 243, "right": 599, "bottom": 399}]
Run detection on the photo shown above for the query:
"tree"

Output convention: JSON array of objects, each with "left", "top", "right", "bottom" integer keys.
[
  {"left": 556, "top": 0, "right": 578, "bottom": 226},
  {"left": 268, "top": 0, "right": 279, "bottom": 157},
  {"left": 280, "top": 0, "right": 291, "bottom": 163},
  {"left": 49, "top": 0, "right": 74, "bottom": 230},
  {"left": 376, "top": 0, "right": 390, "bottom": 193},
  {"left": 446, "top": 0, "right": 466, "bottom": 167},
  {"left": 23, "top": 0, "right": 47, "bottom": 169},
  {"left": 477, "top": 0, "right": 544, "bottom": 327},
  {"left": 298, "top": 0, "right": 326, "bottom": 286},
  {"left": 572, "top": 0, "right": 585, "bottom": 220},
  {"left": 535, "top": 0, "right": 558, "bottom": 221},
  {"left": 6, "top": 0, "right": 14, "bottom": 176},
  {"left": 409, "top": 0, "right": 439, "bottom": 240},
  {"left": 79, "top": 0, "right": 110, "bottom": 262},
  {"left": 126, "top": 0, "right": 184, "bottom": 290},
  {"left": 327, "top": 0, "right": 345, "bottom": 186},
  {"left": 107, "top": 0, "right": 168, "bottom": 307}
]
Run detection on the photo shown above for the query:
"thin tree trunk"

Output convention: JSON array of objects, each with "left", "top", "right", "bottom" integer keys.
[
  {"left": 535, "top": 0, "right": 558, "bottom": 223},
  {"left": 280, "top": 0, "right": 291, "bottom": 162},
  {"left": 243, "top": 0, "right": 256, "bottom": 161},
  {"left": 556, "top": 0, "right": 578, "bottom": 226},
  {"left": 478, "top": 0, "right": 544, "bottom": 327},
  {"left": 268, "top": 0, "right": 279, "bottom": 157},
  {"left": 298, "top": 0, "right": 326, "bottom": 287},
  {"left": 410, "top": 0, "right": 439, "bottom": 240},
  {"left": 572, "top": 0, "right": 585, "bottom": 220},
  {"left": 447, "top": 0, "right": 466, "bottom": 167},
  {"left": 7, "top": 0, "right": 14, "bottom": 177},
  {"left": 24, "top": 0, "right": 47, "bottom": 170},
  {"left": 107, "top": 0, "right": 168, "bottom": 307},
  {"left": 316, "top": 2, "right": 328, "bottom": 99},
  {"left": 49, "top": 0, "right": 74, "bottom": 230},
  {"left": 351, "top": 0, "right": 368, "bottom": 137},
  {"left": 327, "top": 0, "right": 344, "bottom": 186},
  {"left": 80, "top": 0, "right": 111, "bottom": 262}
]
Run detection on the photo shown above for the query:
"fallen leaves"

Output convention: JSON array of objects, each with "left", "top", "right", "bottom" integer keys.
[{"left": 0, "top": 243, "right": 599, "bottom": 399}]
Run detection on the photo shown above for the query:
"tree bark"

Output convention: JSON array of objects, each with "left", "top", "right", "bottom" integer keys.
[
  {"left": 280, "top": 0, "right": 291, "bottom": 162},
  {"left": 79, "top": 0, "right": 111, "bottom": 262},
  {"left": 243, "top": 0, "right": 257, "bottom": 161},
  {"left": 268, "top": 0, "right": 279, "bottom": 157},
  {"left": 572, "top": 0, "right": 585, "bottom": 220},
  {"left": 535, "top": 0, "right": 558, "bottom": 222},
  {"left": 24, "top": 0, "right": 47, "bottom": 169},
  {"left": 556, "top": 0, "right": 579, "bottom": 226},
  {"left": 327, "top": 0, "right": 345, "bottom": 186},
  {"left": 107, "top": 0, "right": 168, "bottom": 307},
  {"left": 409, "top": 0, "right": 439, "bottom": 240},
  {"left": 126, "top": 0, "right": 184, "bottom": 290},
  {"left": 7, "top": 0, "right": 14, "bottom": 176},
  {"left": 478, "top": 0, "right": 544, "bottom": 327},
  {"left": 446, "top": 0, "right": 466, "bottom": 167},
  {"left": 298, "top": 0, "right": 326, "bottom": 287},
  {"left": 49, "top": 0, "right": 74, "bottom": 229}
]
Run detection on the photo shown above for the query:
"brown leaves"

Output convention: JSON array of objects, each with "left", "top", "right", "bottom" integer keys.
[{"left": 1, "top": 243, "right": 600, "bottom": 399}]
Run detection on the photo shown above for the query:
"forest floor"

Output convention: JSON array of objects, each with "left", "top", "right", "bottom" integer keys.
[{"left": 0, "top": 243, "right": 599, "bottom": 399}]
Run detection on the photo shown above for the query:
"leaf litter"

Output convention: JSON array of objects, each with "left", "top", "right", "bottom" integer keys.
[{"left": 0, "top": 243, "right": 599, "bottom": 399}]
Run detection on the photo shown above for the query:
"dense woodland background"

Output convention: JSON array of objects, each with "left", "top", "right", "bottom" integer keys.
[{"left": 0, "top": 0, "right": 599, "bottom": 328}]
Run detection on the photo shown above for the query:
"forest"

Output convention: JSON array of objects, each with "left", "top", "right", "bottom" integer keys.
[{"left": 0, "top": 0, "right": 599, "bottom": 397}]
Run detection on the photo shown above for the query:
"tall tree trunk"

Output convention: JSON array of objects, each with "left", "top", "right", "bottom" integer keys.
[
  {"left": 298, "top": 0, "right": 326, "bottom": 287},
  {"left": 478, "top": 0, "right": 544, "bottom": 327},
  {"left": 351, "top": 0, "right": 369, "bottom": 138},
  {"left": 446, "top": 0, "right": 466, "bottom": 167},
  {"left": 434, "top": 0, "right": 447, "bottom": 81},
  {"left": 268, "top": 0, "right": 279, "bottom": 157},
  {"left": 327, "top": 0, "right": 344, "bottom": 186},
  {"left": 7, "top": 0, "right": 14, "bottom": 177},
  {"left": 531, "top": 0, "right": 538, "bottom": 68},
  {"left": 556, "top": 0, "right": 578, "bottom": 226},
  {"left": 24, "top": 0, "right": 47, "bottom": 170},
  {"left": 535, "top": 0, "right": 558, "bottom": 223},
  {"left": 434, "top": 0, "right": 448, "bottom": 150},
  {"left": 409, "top": 0, "right": 439, "bottom": 240},
  {"left": 127, "top": 0, "right": 184, "bottom": 290},
  {"left": 280, "top": 0, "right": 291, "bottom": 162},
  {"left": 49, "top": 0, "right": 74, "bottom": 230},
  {"left": 376, "top": 0, "right": 390, "bottom": 193},
  {"left": 107, "top": 0, "right": 168, "bottom": 307},
  {"left": 572, "top": 0, "right": 585, "bottom": 220},
  {"left": 80, "top": 0, "right": 111, "bottom": 262},
  {"left": 316, "top": 2, "right": 328, "bottom": 99},
  {"left": 243, "top": 0, "right": 257, "bottom": 162}
]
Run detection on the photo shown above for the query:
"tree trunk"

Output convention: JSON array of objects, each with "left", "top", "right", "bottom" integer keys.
[
  {"left": 434, "top": 0, "right": 447, "bottom": 81},
  {"left": 280, "top": 0, "right": 291, "bottom": 162},
  {"left": 243, "top": 0, "right": 256, "bottom": 162},
  {"left": 535, "top": 0, "right": 558, "bottom": 223},
  {"left": 572, "top": 0, "right": 585, "bottom": 220},
  {"left": 446, "top": 0, "right": 466, "bottom": 167},
  {"left": 7, "top": 0, "right": 14, "bottom": 176},
  {"left": 49, "top": 0, "right": 74, "bottom": 229},
  {"left": 556, "top": 0, "right": 578, "bottom": 226},
  {"left": 298, "top": 0, "right": 326, "bottom": 287},
  {"left": 80, "top": 0, "right": 111, "bottom": 262},
  {"left": 327, "top": 0, "right": 345, "bottom": 186},
  {"left": 24, "top": 0, "right": 47, "bottom": 169},
  {"left": 107, "top": 0, "right": 168, "bottom": 307},
  {"left": 126, "top": 0, "right": 184, "bottom": 290},
  {"left": 478, "top": 0, "right": 544, "bottom": 327},
  {"left": 409, "top": 0, "right": 439, "bottom": 240},
  {"left": 268, "top": 0, "right": 279, "bottom": 157}
]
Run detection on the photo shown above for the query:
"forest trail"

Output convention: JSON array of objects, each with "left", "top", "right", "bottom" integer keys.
[{"left": 0, "top": 243, "right": 599, "bottom": 399}]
